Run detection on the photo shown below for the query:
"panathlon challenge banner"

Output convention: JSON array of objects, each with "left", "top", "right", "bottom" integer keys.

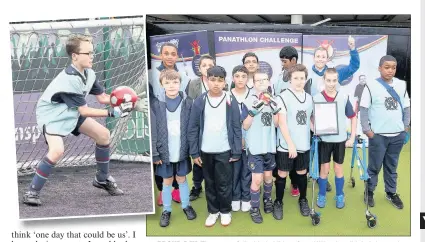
[
  {"left": 150, "top": 30, "right": 210, "bottom": 82},
  {"left": 302, "top": 35, "right": 388, "bottom": 144},
  {"left": 214, "top": 31, "right": 302, "bottom": 89}
]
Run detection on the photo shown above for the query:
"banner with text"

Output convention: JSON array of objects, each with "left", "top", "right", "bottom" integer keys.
[{"left": 214, "top": 31, "right": 302, "bottom": 89}]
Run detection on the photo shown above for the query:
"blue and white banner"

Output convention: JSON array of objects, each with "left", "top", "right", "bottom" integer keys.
[
  {"left": 150, "top": 30, "right": 210, "bottom": 81},
  {"left": 214, "top": 31, "right": 302, "bottom": 89}
]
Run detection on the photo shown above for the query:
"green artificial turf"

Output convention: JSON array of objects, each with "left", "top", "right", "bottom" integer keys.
[{"left": 147, "top": 142, "right": 410, "bottom": 236}]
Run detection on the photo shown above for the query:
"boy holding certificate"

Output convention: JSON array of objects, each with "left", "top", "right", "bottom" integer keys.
[{"left": 313, "top": 68, "right": 357, "bottom": 209}]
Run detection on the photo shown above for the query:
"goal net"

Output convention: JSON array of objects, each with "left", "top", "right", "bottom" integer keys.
[{"left": 10, "top": 17, "right": 151, "bottom": 176}]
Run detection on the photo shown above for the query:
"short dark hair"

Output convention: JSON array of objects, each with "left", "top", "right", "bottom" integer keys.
[
  {"left": 288, "top": 64, "right": 308, "bottom": 80},
  {"left": 199, "top": 55, "right": 216, "bottom": 66},
  {"left": 279, "top": 46, "right": 298, "bottom": 61},
  {"left": 207, "top": 66, "right": 226, "bottom": 79},
  {"left": 232, "top": 65, "right": 249, "bottom": 76},
  {"left": 379, "top": 55, "right": 397, "bottom": 67},
  {"left": 160, "top": 42, "right": 178, "bottom": 54},
  {"left": 242, "top": 52, "right": 258, "bottom": 64},
  {"left": 324, "top": 68, "right": 338, "bottom": 79}
]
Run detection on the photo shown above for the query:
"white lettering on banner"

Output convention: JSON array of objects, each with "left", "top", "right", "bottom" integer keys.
[
  {"left": 15, "top": 125, "right": 41, "bottom": 144},
  {"left": 122, "top": 112, "right": 149, "bottom": 140},
  {"left": 218, "top": 36, "right": 299, "bottom": 44},
  {"left": 260, "top": 37, "right": 299, "bottom": 44},
  {"left": 218, "top": 36, "right": 259, "bottom": 42}
]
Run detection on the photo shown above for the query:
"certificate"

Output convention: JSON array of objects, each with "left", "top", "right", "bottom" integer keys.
[{"left": 314, "top": 102, "right": 339, "bottom": 136}]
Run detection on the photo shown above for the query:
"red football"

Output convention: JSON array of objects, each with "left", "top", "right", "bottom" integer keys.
[{"left": 110, "top": 86, "right": 138, "bottom": 108}]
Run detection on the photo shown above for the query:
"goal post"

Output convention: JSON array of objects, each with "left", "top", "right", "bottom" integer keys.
[{"left": 10, "top": 17, "right": 151, "bottom": 176}]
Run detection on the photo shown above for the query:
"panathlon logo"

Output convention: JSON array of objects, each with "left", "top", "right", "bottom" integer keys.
[
  {"left": 156, "top": 39, "right": 179, "bottom": 54},
  {"left": 261, "top": 112, "right": 272, "bottom": 126},
  {"left": 296, "top": 110, "right": 307, "bottom": 125},
  {"left": 190, "top": 40, "right": 201, "bottom": 55},
  {"left": 190, "top": 40, "right": 203, "bottom": 77},
  {"left": 385, "top": 97, "right": 398, "bottom": 110}
]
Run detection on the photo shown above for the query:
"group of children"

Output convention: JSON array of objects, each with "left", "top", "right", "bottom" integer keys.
[
  {"left": 149, "top": 37, "right": 410, "bottom": 228},
  {"left": 24, "top": 33, "right": 409, "bottom": 230}
]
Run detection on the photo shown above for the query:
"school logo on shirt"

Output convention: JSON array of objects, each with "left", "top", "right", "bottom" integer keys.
[
  {"left": 261, "top": 112, "right": 272, "bottom": 126},
  {"left": 385, "top": 97, "right": 398, "bottom": 110},
  {"left": 249, "top": 161, "right": 256, "bottom": 170},
  {"left": 296, "top": 110, "right": 307, "bottom": 125}
]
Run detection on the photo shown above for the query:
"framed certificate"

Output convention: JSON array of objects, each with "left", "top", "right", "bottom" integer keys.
[{"left": 314, "top": 102, "right": 339, "bottom": 136}]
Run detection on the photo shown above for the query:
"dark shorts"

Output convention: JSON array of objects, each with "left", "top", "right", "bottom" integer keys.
[
  {"left": 247, "top": 151, "right": 276, "bottom": 174},
  {"left": 71, "top": 115, "right": 87, "bottom": 136},
  {"left": 155, "top": 158, "right": 192, "bottom": 178},
  {"left": 42, "top": 116, "right": 86, "bottom": 145},
  {"left": 276, "top": 150, "right": 310, "bottom": 172},
  {"left": 319, "top": 141, "right": 346, "bottom": 164}
]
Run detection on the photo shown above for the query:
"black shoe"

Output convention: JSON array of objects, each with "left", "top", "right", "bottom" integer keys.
[
  {"left": 93, "top": 176, "right": 124, "bottom": 196},
  {"left": 272, "top": 200, "right": 283, "bottom": 220},
  {"left": 386, "top": 193, "right": 404, "bottom": 209},
  {"left": 263, "top": 197, "right": 273, "bottom": 214},
  {"left": 298, "top": 198, "right": 310, "bottom": 216},
  {"left": 23, "top": 191, "right": 41, "bottom": 206},
  {"left": 364, "top": 191, "right": 375, "bottom": 207},
  {"left": 183, "top": 205, "right": 197, "bottom": 220},
  {"left": 326, "top": 181, "right": 332, "bottom": 192},
  {"left": 250, "top": 207, "right": 263, "bottom": 224},
  {"left": 189, "top": 186, "right": 202, "bottom": 201},
  {"left": 159, "top": 211, "right": 171, "bottom": 227}
]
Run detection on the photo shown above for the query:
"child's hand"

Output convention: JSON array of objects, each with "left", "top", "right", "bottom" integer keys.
[
  {"left": 109, "top": 106, "right": 130, "bottom": 118},
  {"left": 365, "top": 131, "right": 374, "bottom": 139},
  {"left": 404, "top": 131, "right": 410, "bottom": 145},
  {"left": 348, "top": 35, "right": 356, "bottom": 50},
  {"left": 153, "top": 160, "right": 162, "bottom": 165},
  {"left": 269, "top": 97, "right": 281, "bottom": 115},
  {"left": 229, "top": 157, "right": 239, "bottom": 162},
  {"left": 345, "top": 138, "right": 354, "bottom": 147},
  {"left": 193, "top": 157, "right": 203, "bottom": 167},
  {"left": 288, "top": 142, "right": 298, "bottom": 159},
  {"left": 249, "top": 99, "right": 265, "bottom": 116}
]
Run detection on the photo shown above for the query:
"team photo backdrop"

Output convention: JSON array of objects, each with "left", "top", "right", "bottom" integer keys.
[
  {"left": 149, "top": 30, "right": 210, "bottom": 83},
  {"left": 214, "top": 31, "right": 302, "bottom": 88},
  {"left": 149, "top": 32, "right": 389, "bottom": 145},
  {"left": 302, "top": 35, "right": 388, "bottom": 141}
]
